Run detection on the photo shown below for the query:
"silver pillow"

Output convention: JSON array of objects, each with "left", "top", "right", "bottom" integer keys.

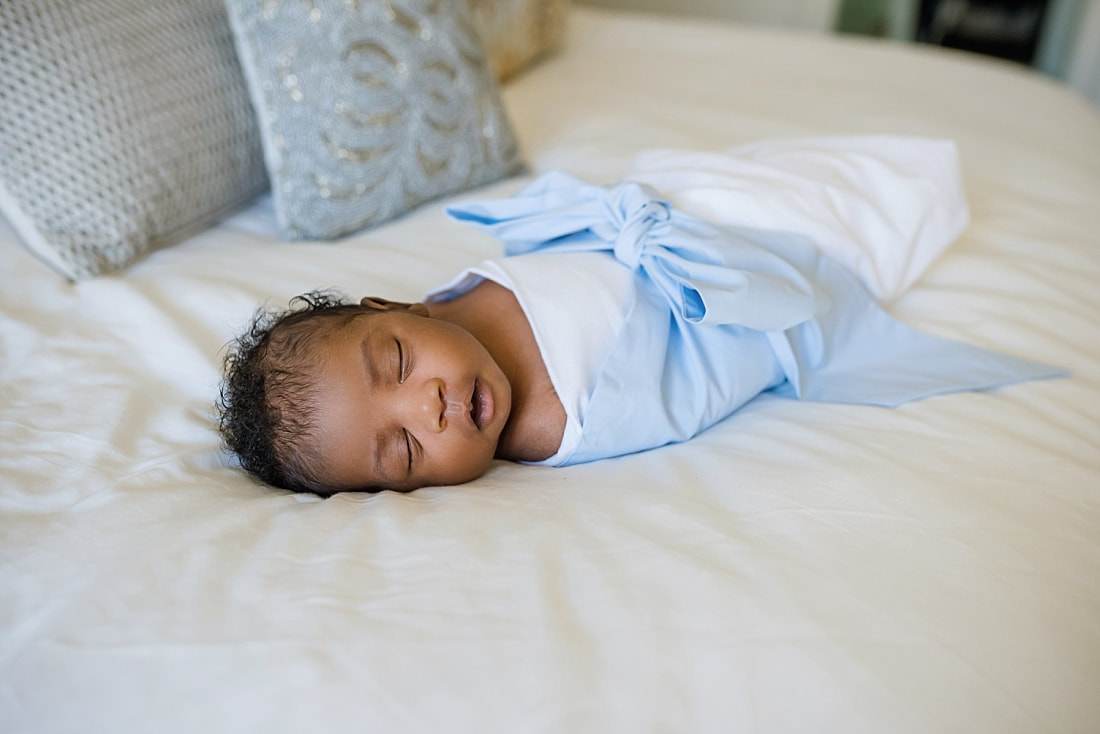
[
  {"left": 225, "top": 0, "right": 524, "bottom": 240},
  {"left": 0, "top": 0, "right": 268, "bottom": 279}
]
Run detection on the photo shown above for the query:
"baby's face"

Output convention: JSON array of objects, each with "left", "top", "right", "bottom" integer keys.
[{"left": 309, "top": 309, "right": 512, "bottom": 492}]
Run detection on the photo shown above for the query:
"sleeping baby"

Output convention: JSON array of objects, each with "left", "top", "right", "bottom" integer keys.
[{"left": 217, "top": 136, "right": 1065, "bottom": 495}]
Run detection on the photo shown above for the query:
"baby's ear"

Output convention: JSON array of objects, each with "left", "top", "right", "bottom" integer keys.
[{"left": 360, "top": 297, "right": 430, "bottom": 317}]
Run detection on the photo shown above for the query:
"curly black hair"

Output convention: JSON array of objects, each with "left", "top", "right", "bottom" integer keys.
[{"left": 216, "top": 289, "right": 369, "bottom": 497}]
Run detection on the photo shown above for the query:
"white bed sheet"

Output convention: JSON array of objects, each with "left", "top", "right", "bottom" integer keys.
[{"left": 2, "top": 7, "right": 1098, "bottom": 733}]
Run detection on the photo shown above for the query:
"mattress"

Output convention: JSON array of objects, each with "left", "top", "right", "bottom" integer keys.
[{"left": 2, "top": 7, "right": 1098, "bottom": 733}]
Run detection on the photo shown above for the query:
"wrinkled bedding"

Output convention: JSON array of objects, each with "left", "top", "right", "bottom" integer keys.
[{"left": 2, "top": 7, "right": 1099, "bottom": 733}]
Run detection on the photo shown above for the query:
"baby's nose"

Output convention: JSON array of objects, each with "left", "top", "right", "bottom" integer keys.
[
  {"left": 418, "top": 378, "right": 467, "bottom": 432},
  {"left": 421, "top": 378, "right": 446, "bottom": 430}
]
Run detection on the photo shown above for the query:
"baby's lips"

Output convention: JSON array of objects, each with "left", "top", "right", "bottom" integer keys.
[{"left": 472, "top": 379, "right": 493, "bottom": 430}]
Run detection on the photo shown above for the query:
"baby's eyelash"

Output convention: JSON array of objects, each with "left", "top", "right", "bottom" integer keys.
[
  {"left": 396, "top": 339, "right": 406, "bottom": 383},
  {"left": 403, "top": 429, "right": 413, "bottom": 471}
]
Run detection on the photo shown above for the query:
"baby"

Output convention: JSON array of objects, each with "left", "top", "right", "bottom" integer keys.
[
  {"left": 219, "top": 162, "right": 1064, "bottom": 496},
  {"left": 218, "top": 280, "right": 561, "bottom": 494}
]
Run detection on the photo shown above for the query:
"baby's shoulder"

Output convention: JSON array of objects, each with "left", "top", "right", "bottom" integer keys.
[{"left": 450, "top": 278, "right": 532, "bottom": 333}]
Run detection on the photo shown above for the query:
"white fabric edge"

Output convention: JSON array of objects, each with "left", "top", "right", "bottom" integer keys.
[{"left": 0, "top": 177, "right": 76, "bottom": 280}]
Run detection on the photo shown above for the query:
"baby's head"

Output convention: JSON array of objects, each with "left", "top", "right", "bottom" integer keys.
[{"left": 218, "top": 290, "right": 512, "bottom": 496}]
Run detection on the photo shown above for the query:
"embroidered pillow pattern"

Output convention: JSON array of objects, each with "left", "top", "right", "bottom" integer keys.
[{"left": 226, "top": 0, "right": 524, "bottom": 240}]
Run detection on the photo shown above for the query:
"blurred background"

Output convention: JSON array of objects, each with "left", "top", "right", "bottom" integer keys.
[{"left": 577, "top": 0, "right": 1100, "bottom": 107}]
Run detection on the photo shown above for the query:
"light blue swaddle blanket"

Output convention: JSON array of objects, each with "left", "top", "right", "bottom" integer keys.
[{"left": 447, "top": 172, "right": 1066, "bottom": 466}]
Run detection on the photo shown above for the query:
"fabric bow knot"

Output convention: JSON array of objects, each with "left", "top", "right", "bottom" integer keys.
[
  {"left": 596, "top": 181, "right": 671, "bottom": 270},
  {"left": 447, "top": 171, "right": 823, "bottom": 333}
]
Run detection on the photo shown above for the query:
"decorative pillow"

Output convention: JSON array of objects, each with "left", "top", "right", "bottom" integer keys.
[
  {"left": 0, "top": 0, "right": 268, "bottom": 280},
  {"left": 468, "top": 0, "right": 569, "bottom": 81},
  {"left": 225, "top": 0, "right": 525, "bottom": 241}
]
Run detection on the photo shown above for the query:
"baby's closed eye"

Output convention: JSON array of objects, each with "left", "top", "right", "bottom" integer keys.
[
  {"left": 403, "top": 428, "right": 414, "bottom": 471},
  {"left": 396, "top": 339, "right": 407, "bottom": 382}
]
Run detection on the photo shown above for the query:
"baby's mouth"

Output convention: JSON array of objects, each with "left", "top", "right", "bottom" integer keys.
[{"left": 471, "top": 379, "right": 492, "bottom": 430}]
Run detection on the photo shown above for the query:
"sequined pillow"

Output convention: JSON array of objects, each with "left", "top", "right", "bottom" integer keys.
[
  {"left": 0, "top": 0, "right": 267, "bottom": 280},
  {"left": 225, "top": 0, "right": 524, "bottom": 240},
  {"left": 468, "top": 0, "right": 569, "bottom": 81}
]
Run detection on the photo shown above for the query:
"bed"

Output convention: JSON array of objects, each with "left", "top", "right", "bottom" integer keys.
[{"left": 2, "top": 3, "right": 1098, "bottom": 732}]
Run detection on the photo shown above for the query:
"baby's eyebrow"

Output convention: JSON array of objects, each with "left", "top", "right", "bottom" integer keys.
[
  {"left": 358, "top": 332, "right": 388, "bottom": 483},
  {"left": 360, "top": 331, "right": 380, "bottom": 387},
  {"left": 372, "top": 429, "right": 408, "bottom": 489},
  {"left": 370, "top": 431, "right": 386, "bottom": 486}
]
